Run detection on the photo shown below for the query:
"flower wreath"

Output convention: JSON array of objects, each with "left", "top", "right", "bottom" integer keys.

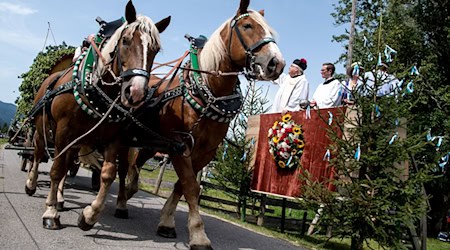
[{"left": 268, "top": 114, "right": 305, "bottom": 169}]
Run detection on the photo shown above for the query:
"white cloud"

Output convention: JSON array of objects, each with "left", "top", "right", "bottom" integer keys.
[
  {"left": 0, "top": 2, "right": 37, "bottom": 15},
  {"left": 0, "top": 28, "right": 42, "bottom": 52}
]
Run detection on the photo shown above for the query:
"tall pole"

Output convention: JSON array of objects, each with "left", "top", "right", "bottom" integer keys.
[{"left": 347, "top": 0, "right": 357, "bottom": 69}]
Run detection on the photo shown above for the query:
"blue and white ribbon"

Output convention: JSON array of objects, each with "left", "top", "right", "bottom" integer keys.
[
  {"left": 352, "top": 64, "right": 360, "bottom": 76},
  {"left": 439, "top": 154, "right": 449, "bottom": 170},
  {"left": 426, "top": 129, "right": 432, "bottom": 142},
  {"left": 222, "top": 142, "right": 228, "bottom": 160},
  {"left": 377, "top": 52, "right": 383, "bottom": 66},
  {"left": 410, "top": 65, "right": 420, "bottom": 76},
  {"left": 384, "top": 45, "right": 397, "bottom": 63},
  {"left": 431, "top": 136, "right": 444, "bottom": 149},
  {"left": 354, "top": 143, "right": 361, "bottom": 161},
  {"left": 436, "top": 136, "right": 444, "bottom": 149},
  {"left": 367, "top": 52, "right": 374, "bottom": 62},
  {"left": 328, "top": 111, "right": 333, "bottom": 125},
  {"left": 375, "top": 105, "right": 381, "bottom": 118},
  {"left": 240, "top": 151, "right": 247, "bottom": 162},
  {"left": 286, "top": 155, "right": 293, "bottom": 166},
  {"left": 305, "top": 105, "right": 311, "bottom": 119},
  {"left": 323, "top": 149, "right": 331, "bottom": 161},
  {"left": 389, "top": 132, "right": 399, "bottom": 145},
  {"left": 395, "top": 118, "right": 399, "bottom": 127},
  {"left": 406, "top": 81, "right": 414, "bottom": 93},
  {"left": 364, "top": 36, "right": 369, "bottom": 47}
]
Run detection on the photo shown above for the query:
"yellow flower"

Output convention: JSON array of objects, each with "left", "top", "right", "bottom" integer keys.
[
  {"left": 272, "top": 121, "right": 279, "bottom": 129},
  {"left": 273, "top": 136, "right": 280, "bottom": 144},
  {"left": 278, "top": 161, "right": 286, "bottom": 168},
  {"left": 297, "top": 140, "right": 305, "bottom": 149},
  {"left": 293, "top": 126, "right": 302, "bottom": 135},
  {"left": 282, "top": 114, "right": 292, "bottom": 122}
]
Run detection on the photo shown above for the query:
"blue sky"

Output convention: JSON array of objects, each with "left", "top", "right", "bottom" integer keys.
[{"left": 0, "top": 0, "right": 346, "bottom": 106}]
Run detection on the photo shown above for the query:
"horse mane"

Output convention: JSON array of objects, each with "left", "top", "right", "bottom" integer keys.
[
  {"left": 99, "top": 15, "right": 162, "bottom": 71},
  {"left": 200, "top": 10, "right": 277, "bottom": 72}
]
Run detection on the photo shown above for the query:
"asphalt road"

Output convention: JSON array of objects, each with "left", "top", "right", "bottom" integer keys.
[{"left": 0, "top": 147, "right": 306, "bottom": 250}]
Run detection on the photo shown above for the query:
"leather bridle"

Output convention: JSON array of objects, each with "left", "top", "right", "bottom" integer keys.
[{"left": 228, "top": 12, "right": 276, "bottom": 79}]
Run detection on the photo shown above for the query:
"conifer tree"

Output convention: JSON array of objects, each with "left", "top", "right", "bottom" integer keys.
[
  {"left": 332, "top": 0, "right": 450, "bottom": 237},
  {"left": 213, "top": 82, "right": 269, "bottom": 220}
]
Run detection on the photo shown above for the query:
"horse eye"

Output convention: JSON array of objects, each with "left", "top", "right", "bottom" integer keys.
[
  {"left": 122, "top": 38, "right": 132, "bottom": 46},
  {"left": 243, "top": 23, "right": 252, "bottom": 29}
]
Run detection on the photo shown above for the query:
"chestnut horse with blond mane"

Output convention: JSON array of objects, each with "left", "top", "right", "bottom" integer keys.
[
  {"left": 26, "top": 1, "right": 171, "bottom": 230},
  {"left": 123, "top": 0, "right": 285, "bottom": 249}
]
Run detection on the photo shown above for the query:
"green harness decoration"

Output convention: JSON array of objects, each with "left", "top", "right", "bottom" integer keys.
[
  {"left": 71, "top": 18, "right": 127, "bottom": 122},
  {"left": 180, "top": 35, "right": 243, "bottom": 123}
]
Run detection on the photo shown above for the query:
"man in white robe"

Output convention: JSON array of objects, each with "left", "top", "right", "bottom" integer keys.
[
  {"left": 310, "top": 62, "right": 342, "bottom": 109},
  {"left": 270, "top": 58, "right": 309, "bottom": 113}
]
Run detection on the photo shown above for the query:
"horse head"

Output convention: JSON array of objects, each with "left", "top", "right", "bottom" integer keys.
[
  {"left": 97, "top": 1, "right": 170, "bottom": 108},
  {"left": 207, "top": 0, "right": 285, "bottom": 81}
]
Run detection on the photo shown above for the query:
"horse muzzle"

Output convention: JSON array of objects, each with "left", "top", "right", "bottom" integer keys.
[
  {"left": 121, "top": 77, "right": 148, "bottom": 108},
  {"left": 253, "top": 55, "right": 285, "bottom": 81}
]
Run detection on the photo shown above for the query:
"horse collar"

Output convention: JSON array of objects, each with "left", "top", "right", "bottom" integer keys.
[{"left": 180, "top": 64, "right": 242, "bottom": 123}]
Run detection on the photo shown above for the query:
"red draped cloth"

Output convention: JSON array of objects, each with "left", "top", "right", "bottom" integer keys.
[{"left": 250, "top": 107, "right": 346, "bottom": 198}]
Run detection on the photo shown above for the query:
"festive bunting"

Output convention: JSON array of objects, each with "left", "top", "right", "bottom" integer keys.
[
  {"left": 375, "top": 105, "right": 381, "bottom": 118},
  {"left": 439, "top": 154, "right": 449, "bottom": 170},
  {"left": 352, "top": 63, "right": 360, "bottom": 76},
  {"left": 354, "top": 143, "right": 361, "bottom": 161},
  {"left": 406, "top": 81, "right": 414, "bottom": 93},
  {"left": 323, "top": 149, "right": 331, "bottom": 161},
  {"left": 328, "top": 111, "right": 333, "bottom": 125},
  {"left": 426, "top": 129, "right": 432, "bottom": 142},
  {"left": 364, "top": 35, "right": 369, "bottom": 47},
  {"left": 222, "top": 142, "right": 228, "bottom": 160},
  {"left": 384, "top": 45, "right": 397, "bottom": 63},
  {"left": 410, "top": 65, "right": 420, "bottom": 76},
  {"left": 240, "top": 151, "right": 247, "bottom": 162},
  {"left": 389, "top": 132, "right": 399, "bottom": 145},
  {"left": 305, "top": 105, "right": 311, "bottom": 119}
]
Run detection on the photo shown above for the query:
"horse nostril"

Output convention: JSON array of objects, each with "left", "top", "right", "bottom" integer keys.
[
  {"left": 267, "top": 57, "right": 278, "bottom": 73},
  {"left": 124, "top": 85, "right": 134, "bottom": 104}
]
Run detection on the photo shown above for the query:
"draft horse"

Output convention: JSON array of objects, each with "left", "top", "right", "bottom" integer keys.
[
  {"left": 27, "top": 1, "right": 171, "bottom": 229},
  {"left": 126, "top": 0, "right": 285, "bottom": 248}
]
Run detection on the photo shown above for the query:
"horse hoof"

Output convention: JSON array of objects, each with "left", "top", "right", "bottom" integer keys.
[
  {"left": 56, "top": 202, "right": 64, "bottom": 212},
  {"left": 77, "top": 213, "right": 94, "bottom": 231},
  {"left": 190, "top": 245, "right": 213, "bottom": 250},
  {"left": 157, "top": 226, "right": 177, "bottom": 238},
  {"left": 25, "top": 186, "right": 36, "bottom": 196},
  {"left": 43, "top": 217, "right": 62, "bottom": 230},
  {"left": 114, "top": 209, "right": 129, "bottom": 219}
]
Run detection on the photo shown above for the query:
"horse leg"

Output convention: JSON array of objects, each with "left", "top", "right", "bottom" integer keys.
[
  {"left": 114, "top": 148, "right": 130, "bottom": 219},
  {"left": 157, "top": 180, "right": 182, "bottom": 238},
  {"left": 54, "top": 149, "right": 78, "bottom": 211},
  {"left": 170, "top": 155, "right": 212, "bottom": 249},
  {"left": 78, "top": 141, "right": 119, "bottom": 231},
  {"left": 25, "top": 132, "right": 44, "bottom": 196},
  {"left": 42, "top": 151, "right": 71, "bottom": 230},
  {"left": 56, "top": 172, "right": 67, "bottom": 211},
  {"left": 125, "top": 147, "right": 156, "bottom": 200}
]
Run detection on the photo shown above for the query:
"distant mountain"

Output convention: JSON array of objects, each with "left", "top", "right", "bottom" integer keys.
[{"left": 0, "top": 101, "right": 17, "bottom": 126}]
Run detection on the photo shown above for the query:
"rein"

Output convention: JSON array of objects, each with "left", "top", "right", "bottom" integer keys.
[{"left": 228, "top": 13, "right": 276, "bottom": 79}]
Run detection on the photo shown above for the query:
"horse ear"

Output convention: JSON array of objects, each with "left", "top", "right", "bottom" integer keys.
[
  {"left": 125, "top": 0, "right": 137, "bottom": 23},
  {"left": 259, "top": 9, "right": 265, "bottom": 16},
  {"left": 238, "top": 0, "right": 250, "bottom": 14},
  {"left": 155, "top": 16, "right": 171, "bottom": 34}
]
